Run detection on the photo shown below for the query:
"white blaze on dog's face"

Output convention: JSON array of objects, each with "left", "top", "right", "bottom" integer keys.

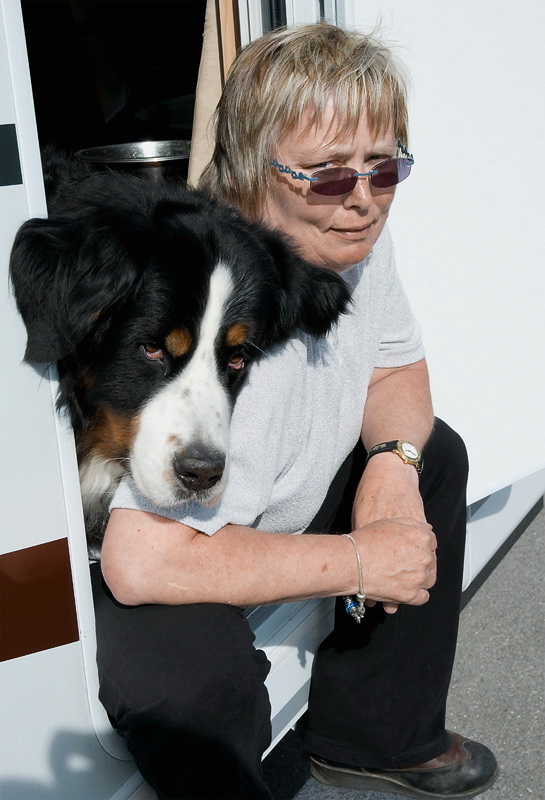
[{"left": 130, "top": 263, "right": 234, "bottom": 506}]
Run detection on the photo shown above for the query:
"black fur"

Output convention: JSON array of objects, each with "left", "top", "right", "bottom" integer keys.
[{"left": 10, "top": 150, "right": 350, "bottom": 554}]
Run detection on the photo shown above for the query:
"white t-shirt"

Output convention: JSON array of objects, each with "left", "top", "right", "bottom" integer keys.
[{"left": 111, "top": 226, "right": 424, "bottom": 535}]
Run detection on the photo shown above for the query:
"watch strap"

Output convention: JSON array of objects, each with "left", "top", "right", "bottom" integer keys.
[{"left": 366, "top": 440, "right": 423, "bottom": 474}]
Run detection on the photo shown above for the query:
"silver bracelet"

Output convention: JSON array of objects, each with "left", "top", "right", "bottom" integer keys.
[{"left": 342, "top": 533, "right": 366, "bottom": 623}]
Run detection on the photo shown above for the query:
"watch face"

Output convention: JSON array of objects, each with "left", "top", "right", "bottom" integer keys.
[{"left": 400, "top": 442, "right": 419, "bottom": 460}]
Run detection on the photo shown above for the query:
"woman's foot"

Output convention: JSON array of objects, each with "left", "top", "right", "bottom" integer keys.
[{"left": 309, "top": 731, "right": 499, "bottom": 799}]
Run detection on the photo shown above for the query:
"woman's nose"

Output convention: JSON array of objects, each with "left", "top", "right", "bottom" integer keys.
[{"left": 343, "top": 175, "right": 374, "bottom": 208}]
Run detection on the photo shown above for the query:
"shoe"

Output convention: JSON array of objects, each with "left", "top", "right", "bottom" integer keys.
[{"left": 309, "top": 731, "right": 499, "bottom": 799}]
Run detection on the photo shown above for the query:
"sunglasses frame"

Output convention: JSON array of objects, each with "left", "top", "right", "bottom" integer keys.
[{"left": 270, "top": 140, "right": 414, "bottom": 197}]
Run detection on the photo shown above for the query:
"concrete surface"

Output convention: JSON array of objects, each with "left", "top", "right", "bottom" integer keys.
[{"left": 262, "top": 501, "right": 545, "bottom": 800}]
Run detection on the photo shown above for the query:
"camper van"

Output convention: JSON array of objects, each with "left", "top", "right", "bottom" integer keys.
[{"left": 1, "top": 1, "right": 544, "bottom": 798}]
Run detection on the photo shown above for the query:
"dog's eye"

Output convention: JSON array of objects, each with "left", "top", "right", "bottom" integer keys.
[
  {"left": 142, "top": 344, "right": 164, "bottom": 361},
  {"left": 227, "top": 355, "right": 245, "bottom": 371}
]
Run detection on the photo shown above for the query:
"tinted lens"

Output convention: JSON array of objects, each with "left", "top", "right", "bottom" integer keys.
[
  {"left": 310, "top": 167, "right": 359, "bottom": 197},
  {"left": 370, "top": 158, "right": 411, "bottom": 189},
  {"left": 310, "top": 159, "right": 412, "bottom": 196}
]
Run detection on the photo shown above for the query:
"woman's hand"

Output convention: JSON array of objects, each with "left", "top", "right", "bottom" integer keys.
[
  {"left": 351, "top": 452, "right": 429, "bottom": 613},
  {"left": 352, "top": 516, "right": 437, "bottom": 612}
]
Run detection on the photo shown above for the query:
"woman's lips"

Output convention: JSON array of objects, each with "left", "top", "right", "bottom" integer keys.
[{"left": 331, "top": 223, "right": 373, "bottom": 238}]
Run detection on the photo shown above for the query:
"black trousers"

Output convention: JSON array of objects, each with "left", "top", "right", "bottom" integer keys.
[{"left": 91, "top": 418, "right": 468, "bottom": 799}]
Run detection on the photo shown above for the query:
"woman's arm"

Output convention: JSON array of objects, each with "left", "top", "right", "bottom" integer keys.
[
  {"left": 100, "top": 508, "right": 436, "bottom": 608},
  {"left": 361, "top": 358, "right": 433, "bottom": 453},
  {"left": 352, "top": 357, "right": 435, "bottom": 613},
  {"left": 101, "top": 359, "right": 436, "bottom": 610},
  {"left": 354, "top": 357, "right": 434, "bottom": 528}
]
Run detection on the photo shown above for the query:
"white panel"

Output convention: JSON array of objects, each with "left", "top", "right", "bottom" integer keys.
[
  {"left": 285, "top": 0, "right": 321, "bottom": 26},
  {"left": 463, "top": 469, "right": 545, "bottom": 589},
  {"left": 237, "top": 0, "right": 266, "bottom": 46},
  {"left": 48, "top": 398, "right": 133, "bottom": 761},
  {"left": 0, "top": 0, "right": 69, "bottom": 555},
  {"left": 0, "top": 6, "right": 15, "bottom": 121},
  {"left": 1, "top": 0, "right": 45, "bottom": 212},
  {"left": 1, "top": 2, "right": 137, "bottom": 798},
  {"left": 248, "top": 598, "right": 335, "bottom": 753},
  {"left": 0, "top": 644, "right": 136, "bottom": 798},
  {"left": 334, "top": 1, "right": 365, "bottom": 28},
  {"left": 335, "top": 0, "right": 545, "bottom": 503},
  {"left": 237, "top": 0, "right": 251, "bottom": 46},
  {"left": 321, "top": 0, "right": 338, "bottom": 25},
  {"left": 126, "top": 783, "right": 157, "bottom": 800}
]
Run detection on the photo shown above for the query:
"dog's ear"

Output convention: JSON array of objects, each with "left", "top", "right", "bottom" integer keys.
[
  {"left": 9, "top": 215, "right": 143, "bottom": 363},
  {"left": 256, "top": 228, "right": 351, "bottom": 348}
]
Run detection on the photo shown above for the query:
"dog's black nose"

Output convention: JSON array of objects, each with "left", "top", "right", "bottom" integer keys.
[{"left": 174, "top": 449, "right": 225, "bottom": 492}]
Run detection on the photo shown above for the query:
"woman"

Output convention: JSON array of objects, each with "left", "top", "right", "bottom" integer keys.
[{"left": 94, "top": 24, "right": 498, "bottom": 799}]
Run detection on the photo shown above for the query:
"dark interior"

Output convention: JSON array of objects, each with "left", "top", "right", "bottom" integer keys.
[{"left": 21, "top": 0, "right": 207, "bottom": 154}]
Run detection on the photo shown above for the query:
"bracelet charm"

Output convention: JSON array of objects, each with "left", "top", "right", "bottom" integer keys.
[
  {"left": 343, "top": 592, "right": 366, "bottom": 622},
  {"left": 342, "top": 533, "right": 366, "bottom": 623}
]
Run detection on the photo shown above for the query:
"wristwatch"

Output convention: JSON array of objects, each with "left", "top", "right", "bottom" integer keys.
[{"left": 366, "top": 440, "right": 423, "bottom": 474}]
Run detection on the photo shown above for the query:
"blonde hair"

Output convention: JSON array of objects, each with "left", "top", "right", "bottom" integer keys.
[{"left": 199, "top": 23, "right": 409, "bottom": 220}]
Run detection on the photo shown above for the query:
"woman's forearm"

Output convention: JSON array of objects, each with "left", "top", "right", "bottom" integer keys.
[
  {"left": 101, "top": 508, "right": 436, "bottom": 609},
  {"left": 101, "top": 509, "right": 358, "bottom": 607}
]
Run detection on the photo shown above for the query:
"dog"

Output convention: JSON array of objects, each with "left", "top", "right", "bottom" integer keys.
[{"left": 10, "top": 152, "right": 349, "bottom": 557}]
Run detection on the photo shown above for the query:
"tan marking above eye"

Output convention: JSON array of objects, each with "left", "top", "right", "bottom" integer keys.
[
  {"left": 165, "top": 327, "right": 193, "bottom": 358},
  {"left": 226, "top": 322, "right": 249, "bottom": 348}
]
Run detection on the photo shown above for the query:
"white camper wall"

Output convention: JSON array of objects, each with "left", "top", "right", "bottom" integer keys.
[
  {"left": 338, "top": 0, "right": 545, "bottom": 505},
  {"left": 0, "top": 0, "right": 139, "bottom": 796}
]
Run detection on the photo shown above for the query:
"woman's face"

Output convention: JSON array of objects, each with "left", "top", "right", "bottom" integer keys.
[{"left": 262, "top": 106, "right": 398, "bottom": 273}]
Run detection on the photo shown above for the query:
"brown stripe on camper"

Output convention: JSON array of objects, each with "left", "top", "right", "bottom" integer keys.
[{"left": 0, "top": 538, "right": 79, "bottom": 662}]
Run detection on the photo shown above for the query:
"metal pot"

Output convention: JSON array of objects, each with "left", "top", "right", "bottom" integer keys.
[{"left": 76, "top": 140, "right": 190, "bottom": 181}]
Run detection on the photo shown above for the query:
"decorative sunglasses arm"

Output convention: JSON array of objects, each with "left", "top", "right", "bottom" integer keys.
[
  {"left": 270, "top": 159, "right": 317, "bottom": 183},
  {"left": 396, "top": 140, "right": 415, "bottom": 165}
]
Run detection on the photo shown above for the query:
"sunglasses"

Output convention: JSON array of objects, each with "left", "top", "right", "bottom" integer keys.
[{"left": 270, "top": 142, "right": 414, "bottom": 197}]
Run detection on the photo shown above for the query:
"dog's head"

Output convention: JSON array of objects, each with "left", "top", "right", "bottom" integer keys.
[{"left": 10, "top": 164, "right": 350, "bottom": 509}]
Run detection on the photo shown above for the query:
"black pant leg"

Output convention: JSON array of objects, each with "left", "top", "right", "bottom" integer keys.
[
  {"left": 91, "top": 565, "right": 273, "bottom": 799},
  {"left": 303, "top": 418, "right": 469, "bottom": 769}
]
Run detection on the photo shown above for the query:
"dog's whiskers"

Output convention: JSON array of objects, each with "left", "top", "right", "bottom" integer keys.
[{"left": 248, "top": 340, "right": 266, "bottom": 356}]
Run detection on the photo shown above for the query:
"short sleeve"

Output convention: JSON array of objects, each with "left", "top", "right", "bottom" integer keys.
[{"left": 371, "top": 228, "right": 425, "bottom": 368}]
